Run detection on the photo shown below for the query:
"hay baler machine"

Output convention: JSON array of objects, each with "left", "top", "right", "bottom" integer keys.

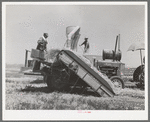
[
  {"left": 31, "top": 49, "right": 120, "bottom": 97},
  {"left": 93, "top": 34, "right": 125, "bottom": 89},
  {"left": 24, "top": 26, "right": 120, "bottom": 97}
]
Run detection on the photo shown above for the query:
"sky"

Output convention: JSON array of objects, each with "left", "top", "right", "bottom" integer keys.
[{"left": 4, "top": 2, "right": 146, "bottom": 67}]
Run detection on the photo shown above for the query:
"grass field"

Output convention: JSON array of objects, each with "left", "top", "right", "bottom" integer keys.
[{"left": 5, "top": 64, "right": 145, "bottom": 110}]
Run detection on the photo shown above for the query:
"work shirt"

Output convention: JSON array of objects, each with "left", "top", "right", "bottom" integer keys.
[
  {"left": 36, "top": 36, "right": 48, "bottom": 51},
  {"left": 81, "top": 40, "right": 90, "bottom": 53}
]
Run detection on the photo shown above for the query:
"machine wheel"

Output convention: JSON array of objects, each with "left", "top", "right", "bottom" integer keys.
[
  {"left": 133, "top": 65, "right": 144, "bottom": 82},
  {"left": 51, "top": 68, "right": 70, "bottom": 91},
  {"left": 110, "top": 76, "right": 125, "bottom": 89},
  {"left": 133, "top": 65, "right": 144, "bottom": 89}
]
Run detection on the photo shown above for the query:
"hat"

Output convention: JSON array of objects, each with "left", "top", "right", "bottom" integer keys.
[
  {"left": 43, "top": 33, "right": 48, "bottom": 37},
  {"left": 85, "top": 37, "right": 88, "bottom": 39}
]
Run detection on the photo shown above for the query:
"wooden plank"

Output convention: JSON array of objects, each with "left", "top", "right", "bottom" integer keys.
[
  {"left": 24, "top": 72, "right": 42, "bottom": 76},
  {"left": 31, "top": 49, "right": 45, "bottom": 60}
]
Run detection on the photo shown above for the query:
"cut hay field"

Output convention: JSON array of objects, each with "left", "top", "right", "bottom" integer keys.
[{"left": 5, "top": 64, "right": 145, "bottom": 110}]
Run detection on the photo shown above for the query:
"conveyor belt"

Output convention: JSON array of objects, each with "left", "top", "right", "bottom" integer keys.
[{"left": 58, "top": 50, "right": 117, "bottom": 97}]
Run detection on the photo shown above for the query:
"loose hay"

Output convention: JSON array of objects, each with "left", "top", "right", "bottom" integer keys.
[{"left": 45, "top": 48, "right": 61, "bottom": 62}]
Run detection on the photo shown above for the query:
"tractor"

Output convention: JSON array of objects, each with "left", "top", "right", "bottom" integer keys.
[{"left": 92, "top": 34, "right": 125, "bottom": 89}]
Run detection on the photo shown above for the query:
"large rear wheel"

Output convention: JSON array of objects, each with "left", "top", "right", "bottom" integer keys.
[
  {"left": 133, "top": 65, "right": 144, "bottom": 82},
  {"left": 133, "top": 65, "right": 144, "bottom": 89}
]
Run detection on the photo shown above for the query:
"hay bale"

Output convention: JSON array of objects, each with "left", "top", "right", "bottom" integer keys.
[{"left": 45, "top": 49, "right": 61, "bottom": 62}]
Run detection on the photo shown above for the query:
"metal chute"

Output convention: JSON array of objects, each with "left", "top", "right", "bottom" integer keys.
[{"left": 64, "top": 26, "right": 81, "bottom": 51}]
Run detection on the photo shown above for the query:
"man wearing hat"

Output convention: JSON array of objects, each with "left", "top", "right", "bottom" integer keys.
[
  {"left": 80, "top": 37, "right": 90, "bottom": 53},
  {"left": 36, "top": 33, "right": 48, "bottom": 52},
  {"left": 33, "top": 33, "right": 48, "bottom": 72}
]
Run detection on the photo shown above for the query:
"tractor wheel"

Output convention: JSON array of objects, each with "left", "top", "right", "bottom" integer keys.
[
  {"left": 133, "top": 65, "right": 144, "bottom": 82},
  {"left": 110, "top": 76, "right": 125, "bottom": 89},
  {"left": 133, "top": 65, "right": 144, "bottom": 89},
  {"left": 51, "top": 69, "right": 70, "bottom": 91}
]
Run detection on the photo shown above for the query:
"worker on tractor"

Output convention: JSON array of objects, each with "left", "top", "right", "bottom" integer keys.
[
  {"left": 32, "top": 33, "right": 48, "bottom": 72},
  {"left": 80, "top": 37, "right": 90, "bottom": 54}
]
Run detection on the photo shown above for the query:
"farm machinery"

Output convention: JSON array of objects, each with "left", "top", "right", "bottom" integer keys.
[
  {"left": 93, "top": 34, "right": 125, "bottom": 89},
  {"left": 23, "top": 26, "right": 128, "bottom": 97}
]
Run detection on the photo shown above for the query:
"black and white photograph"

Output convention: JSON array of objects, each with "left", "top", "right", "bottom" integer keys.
[{"left": 2, "top": 2, "right": 148, "bottom": 120}]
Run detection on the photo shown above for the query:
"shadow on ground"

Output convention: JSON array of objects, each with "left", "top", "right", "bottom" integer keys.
[
  {"left": 20, "top": 86, "right": 51, "bottom": 93},
  {"left": 30, "top": 79, "right": 44, "bottom": 84},
  {"left": 20, "top": 85, "right": 99, "bottom": 97}
]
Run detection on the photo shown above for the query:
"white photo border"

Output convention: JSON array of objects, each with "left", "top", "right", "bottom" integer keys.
[{"left": 2, "top": 1, "right": 148, "bottom": 120}]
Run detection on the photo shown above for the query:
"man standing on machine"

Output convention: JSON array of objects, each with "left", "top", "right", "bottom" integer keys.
[
  {"left": 32, "top": 33, "right": 48, "bottom": 72},
  {"left": 80, "top": 37, "right": 90, "bottom": 54}
]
